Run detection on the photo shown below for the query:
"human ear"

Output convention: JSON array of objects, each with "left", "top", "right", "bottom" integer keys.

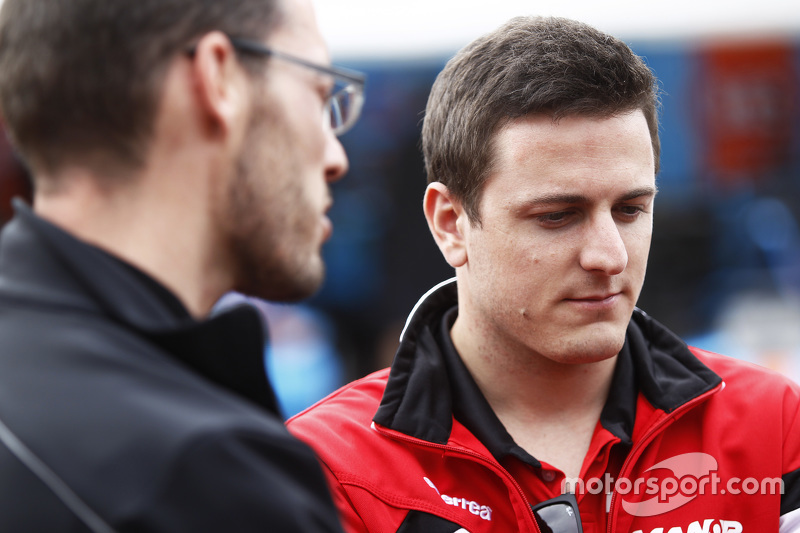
[
  {"left": 189, "top": 31, "right": 248, "bottom": 141},
  {"left": 423, "top": 182, "right": 468, "bottom": 268}
]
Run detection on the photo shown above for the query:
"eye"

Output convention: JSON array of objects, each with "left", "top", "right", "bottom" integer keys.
[
  {"left": 617, "top": 204, "right": 645, "bottom": 219},
  {"left": 318, "top": 85, "right": 332, "bottom": 105},
  {"left": 535, "top": 210, "right": 574, "bottom": 228}
]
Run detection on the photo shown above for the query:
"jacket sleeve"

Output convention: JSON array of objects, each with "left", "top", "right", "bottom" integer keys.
[
  {"left": 316, "top": 459, "right": 370, "bottom": 533},
  {"left": 780, "top": 379, "right": 800, "bottom": 531},
  {"left": 125, "top": 429, "right": 345, "bottom": 532}
]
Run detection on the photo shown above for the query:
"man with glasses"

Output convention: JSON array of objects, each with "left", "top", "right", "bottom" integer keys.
[
  {"left": 288, "top": 16, "right": 800, "bottom": 532},
  {"left": 0, "top": 0, "right": 362, "bottom": 531}
]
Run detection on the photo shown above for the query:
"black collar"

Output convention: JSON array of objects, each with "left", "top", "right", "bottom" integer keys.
[
  {"left": 436, "top": 305, "right": 542, "bottom": 465},
  {"left": 0, "top": 199, "right": 278, "bottom": 413}
]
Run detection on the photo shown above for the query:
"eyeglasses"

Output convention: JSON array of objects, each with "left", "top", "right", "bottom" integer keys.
[
  {"left": 227, "top": 36, "right": 366, "bottom": 136},
  {"left": 531, "top": 493, "right": 583, "bottom": 533}
]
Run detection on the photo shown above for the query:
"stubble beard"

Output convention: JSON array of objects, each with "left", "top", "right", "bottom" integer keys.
[{"left": 224, "top": 106, "right": 325, "bottom": 302}]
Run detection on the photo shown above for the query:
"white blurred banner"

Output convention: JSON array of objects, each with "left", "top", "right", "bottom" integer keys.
[{"left": 316, "top": 0, "right": 800, "bottom": 58}]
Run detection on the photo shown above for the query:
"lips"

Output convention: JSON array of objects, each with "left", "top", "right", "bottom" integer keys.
[
  {"left": 567, "top": 293, "right": 619, "bottom": 302},
  {"left": 321, "top": 213, "right": 333, "bottom": 242},
  {"left": 562, "top": 292, "right": 624, "bottom": 312}
]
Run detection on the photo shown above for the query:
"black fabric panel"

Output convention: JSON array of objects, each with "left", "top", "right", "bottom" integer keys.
[
  {"left": 374, "top": 282, "right": 458, "bottom": 444},
  {"left": 396, "top": 510, "right": 466, "bottom": 533},
  {"left": 628, "top": 310, "right": 722, "bottom": 413},
  {"left": 0, "top": 439, "right": 91, "bottom": 532},
  {"left": 374, "top": 322, "right": 454, "bottom": 443},
  {"left": 598, "top": 339, "right": 637, "bottom": 444},
  {"left": 150, "top": 305, "right": 277, "bottom": 413},
  {"left": 782, "top": 467, "right": 800, "bottom": 515}
]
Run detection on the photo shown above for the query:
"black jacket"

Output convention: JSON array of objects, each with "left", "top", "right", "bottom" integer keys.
[{"left": 0, "top": 200, "right": 344, "bottom": 533}]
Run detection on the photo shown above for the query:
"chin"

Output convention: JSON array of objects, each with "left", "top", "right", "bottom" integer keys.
[
  {"left": 555, "top": 349, "right": 619, "bottom": 366},
  {"left": 265, "top": 274, "right": 323, "bottom": 302},
  {"left": 237, "top": 259, "right": 325, "bottom": 303},
  {"left": 556, "top": 330, "right": 627, "bottom": 365}
]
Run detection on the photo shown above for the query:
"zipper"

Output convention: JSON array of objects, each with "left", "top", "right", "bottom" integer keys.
[
  {"left": 371, "top": 422, "right": 543, "bottom": 533},
  {"left": 605, "top": 382, "right": 724, "bottom": 533}
]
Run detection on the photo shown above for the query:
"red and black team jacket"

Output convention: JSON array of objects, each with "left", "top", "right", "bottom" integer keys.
[{"left": 288, "top": 279, "right": 800, "bottom": 533}]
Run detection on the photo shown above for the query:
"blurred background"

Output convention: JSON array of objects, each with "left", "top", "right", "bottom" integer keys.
[{"left": 1, "top": 1, "right": 799, "bottom": 417}]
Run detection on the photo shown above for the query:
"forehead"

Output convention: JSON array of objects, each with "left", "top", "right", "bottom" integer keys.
[
  {"left": 268, "top": 0, "right": 329, "bottom": 62},
  {"left": 485, "top": 111, "right": 655, "bottom": 200}
]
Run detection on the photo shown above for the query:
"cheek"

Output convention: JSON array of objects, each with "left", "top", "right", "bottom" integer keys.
[
  {"left": 467, "top": 231, "right": 517, "bottom": 274},
  {"left": 480, "top": 231, "right": 561, "bottom": 275},
  {"left": 626, "top": 227, "right": 653, "bottom": 265},
  {"left": 268, "top": 80, "right": 326, "bottom": 157},
  {"left": 289, "top": 89, "right": 326, "bottom": 153},
  {"left": 293, "top": 119, "right": 328, "bottom": 177},
  {"left": 622, "top": 229, "right": 652, "bottom": 298}
]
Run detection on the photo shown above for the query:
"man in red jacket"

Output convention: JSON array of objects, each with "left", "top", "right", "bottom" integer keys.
[{"left": 288, "top": 15, "right": 800, "bottom": 533}]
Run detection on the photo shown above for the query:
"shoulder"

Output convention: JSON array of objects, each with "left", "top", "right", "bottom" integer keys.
[
  {"left": 287, "top": 368, "right": 390, "bottom": 463},
  {"left": 691, "top": 346, "right": 800, "bottom": 396},
  {"left": 288, "top": 368, "right": 390, "bottom": 430},
  {"left": 686, "top": 347, "right": 800, "bottom": 507},
  {"left": 85, "top": 420, "right": 343, "bottom": 533},
  {"left": 689, "top": 346, "right": 800, "bottom": 418}
]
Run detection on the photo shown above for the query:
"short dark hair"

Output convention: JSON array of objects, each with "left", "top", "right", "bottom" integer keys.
[
  {"left": 422, "top": 16, "right": 661, "bottom": 224},
  {"left": 0, "top": 0, "right": 282, "bottom": 176}
]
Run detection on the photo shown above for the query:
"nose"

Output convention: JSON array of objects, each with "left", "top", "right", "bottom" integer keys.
[
  {"left": 324, "top": 132, "right": 348, "bottom": 184},
  {"left": 579, "top": 214, "right": 628, "bottom": 275}
]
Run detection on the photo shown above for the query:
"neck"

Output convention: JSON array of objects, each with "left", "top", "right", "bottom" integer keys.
[
  {"left": 458, "top": 330, "right": 615, "bottom": 423},
  {"left": 33, "top": 158, "right": 229, "bottom": 318},
  {"left": 450, "top": 312, "right": 617, "bottom": 478},
  {"left": 451, "top": 312, "right": 617, "bottom": 417}
]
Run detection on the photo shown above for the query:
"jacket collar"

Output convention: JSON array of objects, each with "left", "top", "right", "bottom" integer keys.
[
  {"left": 374, "top": 278, "right": 722, "bottom": 445},
  {"left": 0, "top": 199, "right": 279, "bottom": 413}
]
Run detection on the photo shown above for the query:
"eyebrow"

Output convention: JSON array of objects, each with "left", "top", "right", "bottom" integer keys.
[{"left": 516, "top": 186, "right": 658, "bottom": 209}]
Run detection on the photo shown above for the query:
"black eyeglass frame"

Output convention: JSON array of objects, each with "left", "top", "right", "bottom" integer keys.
[
  {"left": 185, "top": 35, "right": 366, "bottom": 136},
  {"left": 530, "top": 492, "right": 583, "bottom": 533},
  {"left": 230, "top": 36, "right": 366, "bottom": 136},
  {"left": 226, "top": 36, "right": 366, "bottom": 88}
]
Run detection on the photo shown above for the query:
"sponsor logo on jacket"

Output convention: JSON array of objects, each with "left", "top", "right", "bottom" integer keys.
[
  {"left": 633, "top": 519, "right": 743, "bottom": 533},
  {"left": 424, "top": 477, "right": 493, "bottom": 521}
]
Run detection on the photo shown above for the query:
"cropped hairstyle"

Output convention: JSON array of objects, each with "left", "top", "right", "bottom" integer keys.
[
  {"left": 422, "top": 16, "right": 661, "bottom": 224},
  {"left": 0, "top": 0, "right": 281, "bottom": 176}
]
